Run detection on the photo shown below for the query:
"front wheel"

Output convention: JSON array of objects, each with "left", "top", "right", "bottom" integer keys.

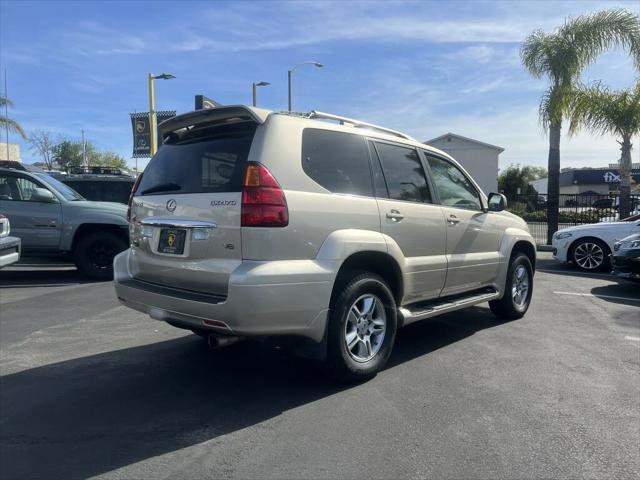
[
  {"left": 325, "top": 272, "right": 397, "bottom": 383},
  {"left": 489, "top": 253, "right": 533, "bottom": 320},
  {"left": 571, "top": 238, "right": 610, "bottom": 272}
]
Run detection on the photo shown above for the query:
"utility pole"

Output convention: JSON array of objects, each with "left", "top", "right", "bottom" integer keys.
[{"left": 82, "top": 130, "right": 87, "bottom": 167}]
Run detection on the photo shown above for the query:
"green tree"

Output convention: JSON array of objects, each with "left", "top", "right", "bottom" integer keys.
[
  {"left": 568, "top": 81, "right": 640, "bottom": 218},
  {"left": 52, "top": 140, "right": 83, "bottom": 168},
  {"left": 0, "top": 96, "right": 26, "bottom": 140},
  {"left": 521, "top": 9, "right": 640, "bottom": 243},
  {"left": 498, "top": 164, "right": 548, "bottom": 198},
  {"left": 95, "top": 151, "right": 128, "bottom": 169}
]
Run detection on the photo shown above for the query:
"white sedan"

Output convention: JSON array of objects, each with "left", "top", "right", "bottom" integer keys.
[{"left": 552, "top": 214, "right": 640, "bottom": 271}]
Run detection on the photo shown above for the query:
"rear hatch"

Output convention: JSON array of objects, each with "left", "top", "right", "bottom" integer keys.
[{"left": 129, "top": 113, "right": 261, "bottom": 296}]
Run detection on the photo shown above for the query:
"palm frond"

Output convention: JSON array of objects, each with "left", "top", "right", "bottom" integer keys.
[
  {"left": 0, "top": 117, "right": 27, "bottom": 139},
  {"left": 0, "top": 96, "right": 14, "bottom": 108},
  {"left": 568, "top": 81, "right": 640, "bottom": 138},
  {"left": 561, "top": 9, "right": 640, "bottom": 71}
]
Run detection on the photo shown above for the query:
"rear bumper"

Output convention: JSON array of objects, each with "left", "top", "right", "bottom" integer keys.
[
  {"left": 113, "top": 249, "right": 336, "bottom": 343},
  {"left": 0, "top": 236, "right": 21, "bottom": 268}
]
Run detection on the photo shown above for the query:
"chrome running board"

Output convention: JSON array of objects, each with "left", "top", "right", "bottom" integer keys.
[{"left": 399, "top": 288, "right": 500, "bottom": 326}]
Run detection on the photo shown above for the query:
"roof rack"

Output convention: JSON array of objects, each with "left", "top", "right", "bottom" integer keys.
[{"left": 307, "top": 111, "right": 415, "bottom": 141}]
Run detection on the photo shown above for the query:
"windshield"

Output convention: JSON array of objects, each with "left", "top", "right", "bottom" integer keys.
[{"left": 35, "top": 173, "right": 85, "bottom": 201}]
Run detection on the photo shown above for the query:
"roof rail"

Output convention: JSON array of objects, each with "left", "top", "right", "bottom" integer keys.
[{"left": 308, "top": 111, "right": 415, "bottom": 141}]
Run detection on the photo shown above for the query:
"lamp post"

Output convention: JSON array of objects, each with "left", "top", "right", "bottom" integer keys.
[
  {"left": 252, "top": 81, "right": 270, "bottom": 107},
  {"left": 287, "top": 61, "right": 322, "bottom": 112},
  {"left": 148, "top": 73, "right": 175, "bottom": 156}
]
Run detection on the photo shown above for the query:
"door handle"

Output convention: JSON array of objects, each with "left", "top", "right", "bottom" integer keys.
[
  {"left": 447, "top": 214, "right": 460, "bottom": 225},
  {"left": 386, "top": 210, "right": 404, "bottom": 222}
]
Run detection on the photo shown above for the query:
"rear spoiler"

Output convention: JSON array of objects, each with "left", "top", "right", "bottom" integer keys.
[{"left": 158, "top": 105, "right": 271, "bottom": 140}]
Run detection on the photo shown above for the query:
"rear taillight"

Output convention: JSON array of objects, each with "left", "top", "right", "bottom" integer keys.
[
  {"left": 127, "top": 173, "right": 144, "bottom": 222},
  {"left": 241, "top": 162, "right": 288, "bottom": 227}
]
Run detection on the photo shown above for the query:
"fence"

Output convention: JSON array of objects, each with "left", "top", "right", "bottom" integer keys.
[{"left": 505, "top": 193, "right": 639, "bottom": 245}]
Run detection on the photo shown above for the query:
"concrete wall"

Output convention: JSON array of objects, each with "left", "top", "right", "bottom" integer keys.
[{"left": 426, "top": 137, "right": 499, "bottom": 195}]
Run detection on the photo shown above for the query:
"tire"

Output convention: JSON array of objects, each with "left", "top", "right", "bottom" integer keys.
[
  {"left": 570, "top": 238, "right": 610, "bottom": 272},
  {"left": 74, "top": 231, "right": 127, "bottom": 280},
  {"left": 489, "top": 253, "right": 533, "bottom": 320},
  {"left": 325, "top": 271, "right": 397, "bottom": 383}
]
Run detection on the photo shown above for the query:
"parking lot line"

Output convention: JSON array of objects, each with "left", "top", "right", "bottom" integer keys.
[
  {"left": 625, "top": 336, "right": 640, "bottom": 342},
  {"left": 553, "top": 291, "right": 640, "bottom": 303}
]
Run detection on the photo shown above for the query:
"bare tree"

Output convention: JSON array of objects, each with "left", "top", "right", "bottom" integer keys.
[{"left": 28, "top": 129, "right": 56, "bottom": 170}]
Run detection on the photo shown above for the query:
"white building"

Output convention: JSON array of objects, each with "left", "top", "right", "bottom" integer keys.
[
  {"left": 425, "top": 133, "right": 503, "bottom": 194},
  {"left": 0, "top": 143, "right": 21, "bottom": 162}
]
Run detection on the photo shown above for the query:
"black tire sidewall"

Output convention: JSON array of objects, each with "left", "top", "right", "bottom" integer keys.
[
  {"left": 507, "top": 254, "right": 533, "bottom": 315},
  {"left": 75, "top": 232, "right": 127, "bottom": 279},
  {"left": 327, "top": 273, "right": 397, "bottom": 381}
]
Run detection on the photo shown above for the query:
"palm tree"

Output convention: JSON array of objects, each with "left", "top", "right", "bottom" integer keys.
[
  {"left": 521, "top": 9, "right": 640, "bottom": 243},
  {"left": 0, "top": 95, "right": 26, "bottom": 140},
  {"left": 568, "top": 81, "right": 640, "bottom": 219}
]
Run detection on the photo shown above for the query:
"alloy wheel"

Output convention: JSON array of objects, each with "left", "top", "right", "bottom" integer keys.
[
  {"left": 344, "top": 294, "right": 386, "bottom": 362},
  {"left": 511, "top": 264, "right": 530, "bottom": 308},
  {"left": 573, "top": 242, "right": 604, "bottom": 270}
]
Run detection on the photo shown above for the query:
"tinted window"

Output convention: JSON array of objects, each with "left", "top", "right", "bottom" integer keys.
[
  {"left": 302, "top": 129, "right": 372, "bottom": 197},
  {"left": 36, "top": 173, "right": 84, "bottom": 201},
  {"left": 138, "top": 123, "right": 256, "bottom": 196},
  {"left": 374, "top": 143, "right": 431, "bottom": 203},
  {"left": 426, "top": 155, "right": 482, "bottom": 210},
  {"left": 0, "top": 174, "right": 53, "bottom": 202}
]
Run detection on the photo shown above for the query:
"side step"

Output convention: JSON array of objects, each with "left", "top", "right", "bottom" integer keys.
[{"left": 399, "top": 288, "right": 500, "bottom": 326}]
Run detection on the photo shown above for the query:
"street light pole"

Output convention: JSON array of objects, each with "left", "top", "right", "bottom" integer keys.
[
  {"left": 147, "top": 73, "right": 156, "bottom": 156},
  {"left": 287, "top": 70, "right": 292, "bottom": 112},
  {"left": 252, "top": 81, "right": 270, "bottom": 107},
  {"left": 147, "top": 73, "right": 175, "bottom": 156},
  {"left": 287, "top": 61, "right": 322, "bottom": 112}
]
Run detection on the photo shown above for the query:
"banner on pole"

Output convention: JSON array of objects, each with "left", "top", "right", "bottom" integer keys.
[{"left": 130, "top": 110, "right": 176, "bottom": 158}]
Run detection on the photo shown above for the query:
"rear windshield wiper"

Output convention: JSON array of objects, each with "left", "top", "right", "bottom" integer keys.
[{"left": 140, "top": 182, "right": 182, "bottom": 195}]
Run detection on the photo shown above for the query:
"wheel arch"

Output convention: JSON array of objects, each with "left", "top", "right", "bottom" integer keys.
[
  {"left": 71, "top": 223, "right": 129, "bottom": 252},
  {"left": 511, "top": 240, "right": 537, "bottom": 272},
  {"left": 331, "top": 251, "right": 404, "bottom": 307},
  {"left": 568, "top": 235, "right": 611, "bottom": 260}
]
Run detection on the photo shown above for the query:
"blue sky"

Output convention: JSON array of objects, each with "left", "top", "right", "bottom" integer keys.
[{"left": 1, "top": 0, "right": 639, "bottom": 171}]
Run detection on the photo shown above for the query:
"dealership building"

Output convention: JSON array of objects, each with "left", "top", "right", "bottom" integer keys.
[{"left": 529, "top": 166, "right": 640, "bottom": 195}]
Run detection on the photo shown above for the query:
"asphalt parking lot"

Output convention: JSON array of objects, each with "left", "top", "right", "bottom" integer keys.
[{"left": 1, "top": 253, "right": 638, "bottom": 480}]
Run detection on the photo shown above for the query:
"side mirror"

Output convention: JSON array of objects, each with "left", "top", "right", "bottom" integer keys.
[
  {"left": 31, "top": 188, "right": 56, "bottom": 203},
  {"left": 488, "top": 192, "right": 507, "bottom": 212}
]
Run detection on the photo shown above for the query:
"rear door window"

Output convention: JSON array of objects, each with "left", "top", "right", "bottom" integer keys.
[
  {"left": 373, "top": 142, "right": 432, "bottom": 203},
  {"left": 302, "top": 129, "right": 373, "bottom": 197},
  {"left": 137, "top": 123, "right": 257, "bottom": 196}
]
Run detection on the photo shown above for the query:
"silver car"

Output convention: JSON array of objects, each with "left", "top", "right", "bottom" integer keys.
[{"left": 115, "top": 106, "right": 536, "bottom": 381}]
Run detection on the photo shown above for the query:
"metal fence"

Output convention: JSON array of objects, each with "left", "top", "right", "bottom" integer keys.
[{"left": 506, "top": 193, "right": 639, "bottom": 245}]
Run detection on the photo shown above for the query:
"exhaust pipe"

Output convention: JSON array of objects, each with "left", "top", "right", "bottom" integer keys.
[{"left": 207, "top": 333, "right": 241, "bottom": 350}]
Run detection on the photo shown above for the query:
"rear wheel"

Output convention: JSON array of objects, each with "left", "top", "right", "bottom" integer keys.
[
  {"left": 490, "top": 253, "right": 533, "bottom": 320},
  {"left": 571, "top": 238, "right": 610, "bottom": 272},
  {"left": 325, "top": 272, "right": 397, "bottom": 382},
  {"left": 74, "top": 231, "right": 127, "bottom": 280}
]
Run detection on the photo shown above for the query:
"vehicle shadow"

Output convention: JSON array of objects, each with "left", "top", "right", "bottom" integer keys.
[
  {"left": 0, "top": 306, "right": 500, "bottom": 479},
  {"left": 590, "top": 283, "right": 640, "bottom": 308},
  {"left": 0, "top": 265, "right": 98, "bottom": 288},
  {"left": 535, "top": 257, "right": 615, "bottom": 281}
]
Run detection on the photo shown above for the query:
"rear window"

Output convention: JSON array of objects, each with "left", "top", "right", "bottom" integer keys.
[
  {"left": 301, "top": 128, "right": 373, "bottom": 197},
  {"left": 137, "top": 123, "right": 256, "bottom": 196}
]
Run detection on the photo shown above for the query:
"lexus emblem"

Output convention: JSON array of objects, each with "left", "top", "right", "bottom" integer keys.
[{"left": 166, "top": 199, "right": 177, "bottom": 212}]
